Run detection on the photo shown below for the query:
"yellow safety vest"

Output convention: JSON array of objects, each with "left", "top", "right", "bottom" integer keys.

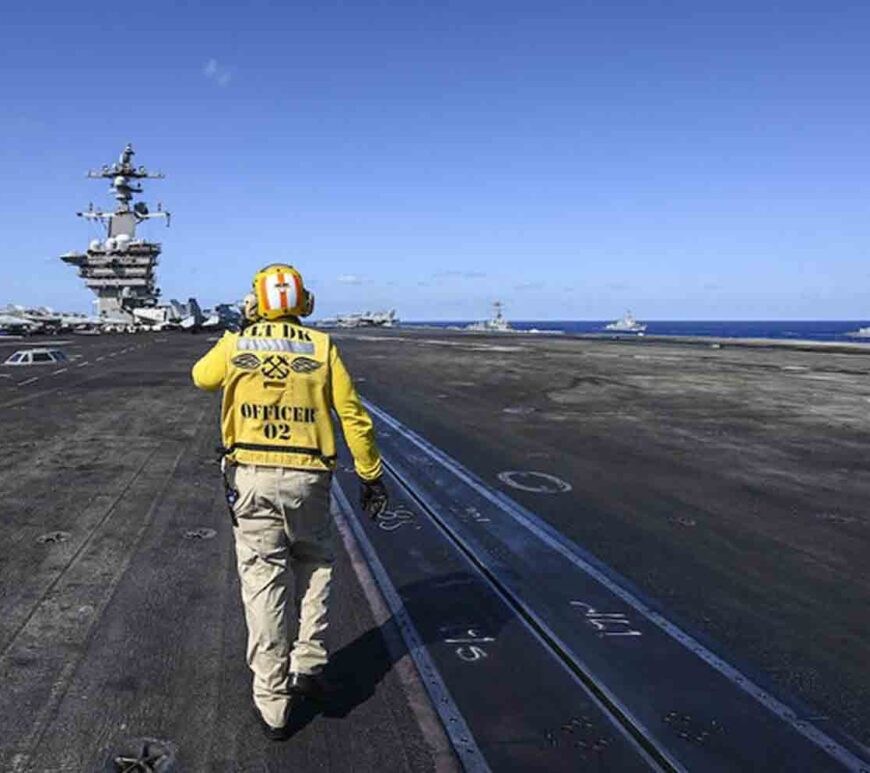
[{"left": 191, "top": 320, "right": 382, "bottom": 481}]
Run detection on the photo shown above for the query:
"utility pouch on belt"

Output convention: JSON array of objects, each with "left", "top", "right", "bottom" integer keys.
[{"left": 217, "top": 448, "right": 239, "bottom": 527}]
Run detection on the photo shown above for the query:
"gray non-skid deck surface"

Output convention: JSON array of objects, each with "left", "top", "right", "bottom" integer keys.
[
  {"left": 0, "top": 336, "right": 436, "bottom": 772},
  {"left": 332, "top": 328, "right": 870, "bottom": 750}
]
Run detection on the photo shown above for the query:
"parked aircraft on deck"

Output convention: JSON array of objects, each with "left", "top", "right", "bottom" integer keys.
[
  {"left": 0, "top": 305, "right": 103, "bottom": 335},
  {"left": 1, "top": 298, "right": 242, "bottom": 336},
  {"left": 316, "top": 309, "right": 398, "bottom": 328}
]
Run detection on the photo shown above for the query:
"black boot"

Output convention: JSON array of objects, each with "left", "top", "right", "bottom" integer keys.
[
  {"left": 252, "top": 703, "right": 291, "bottom": 741},
  {"left": 289, "top": 671, "right": 334, "bottom": 701}
]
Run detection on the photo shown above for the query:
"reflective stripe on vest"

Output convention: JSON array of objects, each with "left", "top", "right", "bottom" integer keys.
[{"left": 227, "top": 442, "right": 337, "bottom": 462}]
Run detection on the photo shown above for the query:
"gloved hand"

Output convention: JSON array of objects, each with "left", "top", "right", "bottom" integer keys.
[{"left": 360, "top": 477, "right": 388, "bottom": 519}]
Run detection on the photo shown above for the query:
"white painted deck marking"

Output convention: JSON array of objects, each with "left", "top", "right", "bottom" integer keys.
[
  {"left": 51, "top": 368, "right": 68, "bottom": 376},
  {"left": 497, "top": 470, "right": 572, "bottom": 494},
  {"left": 76, "top": 362, "right": 90, "bottom": 368},
  {"left": 443, "top": 628, "right": 496, "bottom": 663},
  {"left": 18, "top": 377, "right": 39, "bottom": 386},
  {"left": 464, "top": 506, "right": 490, "bottom": 524},
  {"left": 364, "top": 399, "right": 870, "bottom": 773},
  {"left": 571, "top": 601, "right": 643, "bottom": 638},
  {"left": 376, "top": 507, "right": 419, "bottom": 532}
]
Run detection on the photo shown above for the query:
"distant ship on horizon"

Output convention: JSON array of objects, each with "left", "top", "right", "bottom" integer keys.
[
  {"left": 605, "top": 310, "right": 647, "bottom": 333},
  {"left": 466, "top": 301, "right": 512, "bottom": 332}
]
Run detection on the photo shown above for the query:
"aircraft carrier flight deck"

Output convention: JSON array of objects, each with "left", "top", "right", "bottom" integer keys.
[{"left": 0, "top": 329, "right": 868, "bottom": 772}]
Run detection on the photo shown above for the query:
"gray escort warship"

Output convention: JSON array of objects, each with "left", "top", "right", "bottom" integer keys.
[
  {"left": 466, "top": 300, "right": 512, "bottom": 331},
  {"left": 59, "top": 144, "right": 171, "bottom": 328},
  {"left": 605, "top": 310, "right": 647, "bottom": 333}
]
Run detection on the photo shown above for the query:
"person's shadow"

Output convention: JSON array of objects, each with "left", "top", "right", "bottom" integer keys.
[{"left": 282, "top": 569, "right": 512, "bottom": 735}]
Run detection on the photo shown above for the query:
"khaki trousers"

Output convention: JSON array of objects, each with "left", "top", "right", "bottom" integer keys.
[{"left": 230, "top": 464, "right": 334, "bottom": 728}]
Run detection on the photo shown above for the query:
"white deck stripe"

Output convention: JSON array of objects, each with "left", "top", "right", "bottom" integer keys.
[{"left": 364, "top": 399, "right": 870, "bottom": 772}]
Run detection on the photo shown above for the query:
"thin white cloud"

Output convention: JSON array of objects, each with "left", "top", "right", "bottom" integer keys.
[
  {"left": 433, "top": 270, "right": 487, "bottom": 279},
  {"left": 203, "top": 58, "right": 232, "bottom": 87},
  {"left": 337, "top": 274, "right": 366, "bottom": 285}
]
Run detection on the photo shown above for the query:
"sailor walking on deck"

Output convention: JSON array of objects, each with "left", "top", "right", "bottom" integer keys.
[{"left": 192, "top": 264, "right": 388, "bottom": 739}]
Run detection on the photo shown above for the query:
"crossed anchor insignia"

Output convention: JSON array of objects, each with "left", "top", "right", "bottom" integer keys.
[{"left": 261, "top": 354, "right": 291, "bottom": 379}]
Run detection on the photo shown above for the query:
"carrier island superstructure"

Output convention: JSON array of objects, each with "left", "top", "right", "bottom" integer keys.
[{"left": 59, "top": 144, "right": 170, "bottom": 324}]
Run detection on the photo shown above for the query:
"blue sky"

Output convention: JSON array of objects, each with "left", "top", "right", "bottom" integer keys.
[{"left": 2, "top": 0, "right": 870, "bottom": 320}]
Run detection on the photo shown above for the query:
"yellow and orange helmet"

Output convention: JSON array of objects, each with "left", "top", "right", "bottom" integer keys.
[{"left": 252, "top": 264, "right": 314, "bottom": 320}]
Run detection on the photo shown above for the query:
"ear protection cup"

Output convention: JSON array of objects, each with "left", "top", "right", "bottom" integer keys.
[
  {"left": 242, "top": 293, "right": 259, "bottom": 323},
  {"left": 301, "top": 290, "right": 315, "bottom": 317}
]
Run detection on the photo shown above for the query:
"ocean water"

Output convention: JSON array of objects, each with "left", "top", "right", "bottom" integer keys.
[{"left": 410, "top": 320, "right": 870, "bottom": 344}]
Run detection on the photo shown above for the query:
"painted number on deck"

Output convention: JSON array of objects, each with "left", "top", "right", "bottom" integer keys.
[
  {"left": 571, "top": 601, "right": 642, "bottom": 638},
  {"left": 442, "top": 627, "right": 495, "bottom": 662},
  {"left": 462, "top": 506, "right": 490, "bottom": 524}
]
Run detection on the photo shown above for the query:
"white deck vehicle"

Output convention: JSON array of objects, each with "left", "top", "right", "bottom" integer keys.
[{"left": 3, "top": 348, "right": 69, "bottom": 366}]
